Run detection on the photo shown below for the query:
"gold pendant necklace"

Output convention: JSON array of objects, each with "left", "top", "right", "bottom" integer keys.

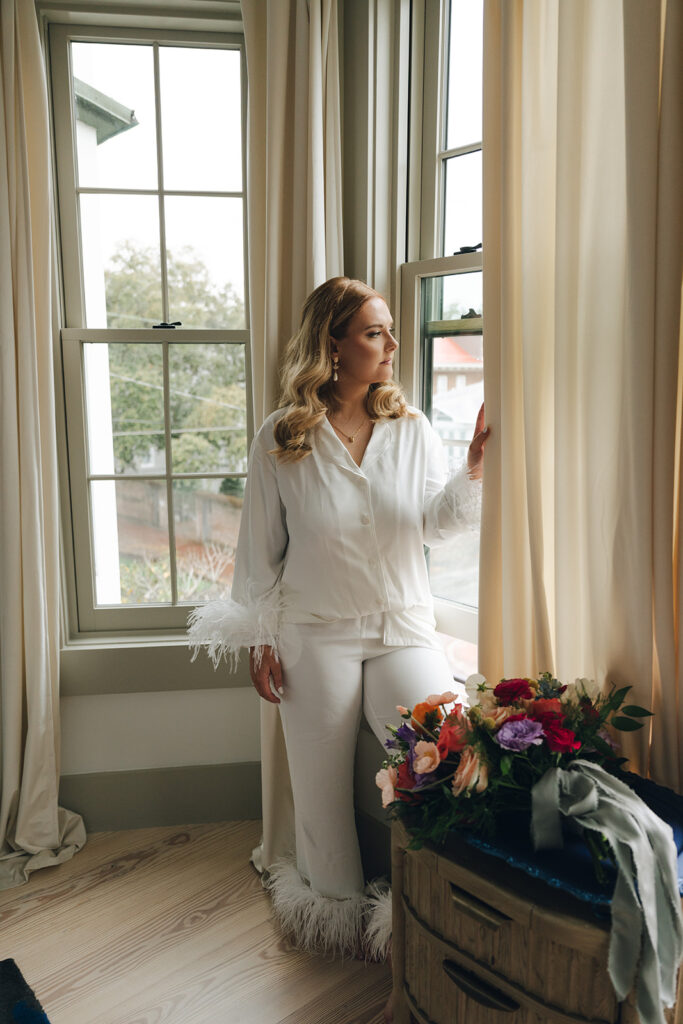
[{"left": 329, "top": 416, "right": 367, "bottom": 443}]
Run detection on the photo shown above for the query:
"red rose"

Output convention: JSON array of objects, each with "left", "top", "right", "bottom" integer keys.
[
  {"left": 437, "top": 719, "right": 469, "bottom": 759},
  {"left": 395, "top": 761, "right": 418, "bottom": 802},
  {"left": 543, "top": 721, "right": 581, "bottom": 753},
  {"left": 494, "top": 679, "right": 535, "bottom": 705},
  {"left": 579, "top": 697, "right": 600, "bottom": 723}
]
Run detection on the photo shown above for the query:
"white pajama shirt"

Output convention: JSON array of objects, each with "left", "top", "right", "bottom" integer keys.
[{"left": 188, "top": 407, "right": 481, "bottom": 662}]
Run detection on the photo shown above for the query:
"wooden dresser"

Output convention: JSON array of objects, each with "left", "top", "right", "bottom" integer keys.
[{"left": 391, "top": 821, "right": 682, "bottom": 1024}]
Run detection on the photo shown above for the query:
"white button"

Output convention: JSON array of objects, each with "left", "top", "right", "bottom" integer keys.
[{"left": 361, "top": 513, "right": 371, "bottom": 525}]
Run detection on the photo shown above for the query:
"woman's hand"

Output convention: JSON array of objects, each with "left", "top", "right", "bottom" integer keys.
[
  {"left": 249, "top": 645, "right": 284, "bottom": 704},
  {"left": 467, "top": 402, "right": 489, "bottom": 481}
]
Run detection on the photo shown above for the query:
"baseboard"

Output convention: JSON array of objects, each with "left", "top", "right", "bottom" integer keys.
[{"left": 59, "top": 761, "right": 262, "bottom": 832}]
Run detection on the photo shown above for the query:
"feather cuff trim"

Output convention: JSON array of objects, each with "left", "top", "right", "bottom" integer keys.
[
  {"left": 187, "top": 587, "right": 283, "bottom": 669},
  {"left": 266, "top": 861, "right": 367, "bottom": 958}
]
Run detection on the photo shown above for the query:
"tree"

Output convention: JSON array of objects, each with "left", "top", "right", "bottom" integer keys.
[{"left": 103, "top": 241, "right": 247, "bottom": 474}]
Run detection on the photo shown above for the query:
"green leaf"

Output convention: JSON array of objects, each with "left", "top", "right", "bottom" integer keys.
[
  {"left": 607, "top": 686, "right": 631, "bottom": 709},
  {"left": 500, "top": 755, "right": 512, "bottom": 776},
  {"left": 620, "top": 705, "right": 653, "bottom": 718},
  {"left": 611, "top": 716, "right": 644, "bottom": 732},
  {"left": 591, "top": 734, "right": 619, "bottom": 757}
]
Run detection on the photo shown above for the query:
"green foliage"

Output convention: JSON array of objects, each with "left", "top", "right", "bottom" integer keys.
[{"left": 102, "top": 241, "right": 247, "bottom": 474}]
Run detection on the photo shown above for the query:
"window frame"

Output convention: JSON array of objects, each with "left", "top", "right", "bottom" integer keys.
[
  {"left": 49, "top": 21, "right": 251, "bottom": 637},
  {"left": 399, "top": 0, "right": 483, "bottom": 651}
]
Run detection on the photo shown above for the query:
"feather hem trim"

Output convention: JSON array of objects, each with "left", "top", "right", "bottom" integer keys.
[
  {"left": 266, "top": 861, "right": 367, "bottom": 959},
  {"left": 186, "top": 587, "right": 284, "bottom": 669},
  {"left": 364, "top": 881, "right": 392, "bottom": 961}
]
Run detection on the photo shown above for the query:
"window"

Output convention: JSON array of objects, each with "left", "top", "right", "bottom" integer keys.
[
  {"left": 400, "top": 0, "right": 483, "bottom": 677},
  {"left": 50, "top": 24, "right": 249, "bottom": 634}
]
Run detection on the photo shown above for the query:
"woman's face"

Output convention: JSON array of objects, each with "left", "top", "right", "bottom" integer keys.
[{"left": 333, "top": 296, "right": 398, "bottom": 386}]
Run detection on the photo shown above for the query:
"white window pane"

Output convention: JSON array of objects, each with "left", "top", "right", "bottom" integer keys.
[
  {"left": 422, "top": 272, "right": 483, "bottom": 610},
  {"left": 174, "top": 477, "right": 244, "bottom": 603},
  {"left": 72, "top": 42, "right": 158, "bottom": 190},
  {"left": 80, "top": 193, "right": 162, "bottom": 328},
  {"left": 84, "top": 343, "right": 166, "bottom": 476},
  {"left": 160, "top": 47, "right": 242, "bottom": 192},
  {"left": 165, "top": 196, "right": 245, "bottom": 328},
  {"left": 91, "top": 479, "right": 171, "bottom": 605},
  {"left": 446, "top": 0, "right": 483, "bottom": 150},
  {"left": 169, "top": 344, "right": 247, "bottom": 474},
  {"left": 443, "top": 151, "right": 482, "bottom": 256}
]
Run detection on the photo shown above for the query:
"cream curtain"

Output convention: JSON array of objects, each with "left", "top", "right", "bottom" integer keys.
[
  {"left": 0, "top": 0, "right": 85, "bottom": 890},
  {"left": 241, "top": 0, "right": 344, "bottom": 870},
  {"left": 479, "top": 0, "right": 682, "bottom": 788}
]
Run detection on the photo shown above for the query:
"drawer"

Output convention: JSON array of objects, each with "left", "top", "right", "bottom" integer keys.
[
  {"left": 403, "top": 898, "right": 618, "bottom": 1024},
  {"left": 403, "top": 846, "right": 617, "bottom": 1022}
]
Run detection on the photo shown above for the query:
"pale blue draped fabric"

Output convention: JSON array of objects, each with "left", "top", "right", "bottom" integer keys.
[{"left": 532, "top": 761, "right": 683, "bottom": 1024}]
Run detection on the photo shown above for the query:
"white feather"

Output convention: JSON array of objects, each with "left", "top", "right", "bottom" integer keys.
[
  {"left": 265, "top": 860, "right": 368, "bottom": 959},
  {"left": 364, "top": 881, "right": 392, "bottom": 962},
  {"left": 186, "top": 586, "right": 284, "bottom": 669}
]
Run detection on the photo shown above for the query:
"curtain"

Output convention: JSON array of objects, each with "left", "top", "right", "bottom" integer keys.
[
  {"left": 479, "top": 0, "right": 682, "bottom": 788},
  {"left": 241, "top": 0, "right": 344, "bottom": 871},
  {"left": 0, "top": 0, "right": 86, "bottom": 890}
]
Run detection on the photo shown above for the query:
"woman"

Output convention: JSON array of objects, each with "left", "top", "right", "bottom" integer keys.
[{"left": 188, "top": 276, "right": 487, "bottom": 962}]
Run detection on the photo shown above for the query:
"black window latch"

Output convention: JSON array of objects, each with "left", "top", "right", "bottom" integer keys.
[{"left": 152, "top": 321, "right": 182, "bottom": 328}]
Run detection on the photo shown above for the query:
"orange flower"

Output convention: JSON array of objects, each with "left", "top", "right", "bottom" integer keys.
[
  {"left": 411, "top": 701, "right": 443, "bottom": 737},
  {"left": 529, "top": 698, "right": 563, "bottom": 719},
  {"left": 452, "top": 747, "right": 488, "bottom": 797},
  {"left": 437, "top": 718, "right": 470, "bottom": 758}
]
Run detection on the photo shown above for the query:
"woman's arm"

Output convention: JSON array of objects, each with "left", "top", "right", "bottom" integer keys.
[{"left": 188, "top": 427, "right": 289, "bottom": 683}]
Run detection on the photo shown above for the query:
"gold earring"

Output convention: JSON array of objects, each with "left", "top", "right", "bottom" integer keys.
[{"left": 332, "top": 355, "right": 339, "bottom": 382}]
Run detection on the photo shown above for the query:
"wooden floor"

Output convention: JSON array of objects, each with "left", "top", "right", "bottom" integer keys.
[{"left": 0, "top": 821, "right": 391, "bottom": 1023}]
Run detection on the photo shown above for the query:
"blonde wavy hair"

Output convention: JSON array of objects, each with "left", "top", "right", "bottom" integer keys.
[{"left": 272, "top": 276, "right": 413, "bottom": 462}]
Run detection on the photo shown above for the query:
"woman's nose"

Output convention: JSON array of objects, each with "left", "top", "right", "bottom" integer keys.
[{"left": 387, "top": 333, "right": 398, "bottom": 351}]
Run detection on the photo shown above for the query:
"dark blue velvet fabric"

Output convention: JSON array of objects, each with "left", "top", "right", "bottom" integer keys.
[{"left": 462, "top": 771, "right": 683, "bottom": 915}]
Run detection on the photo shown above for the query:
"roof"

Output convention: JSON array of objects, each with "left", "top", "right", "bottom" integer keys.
[
  {"left": 73, "top": 77, "right": 139, "bottom": 144},
  {"left": 433, "top": 337, "right": 482, "bottom": 369}
]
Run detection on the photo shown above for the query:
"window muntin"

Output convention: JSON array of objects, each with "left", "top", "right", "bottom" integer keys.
[
  {"left": 438, "top": 0, "right": 483, "bottom": 255},
  {"left": 51, "top": 24, "right": 249, "bottom": 634}
]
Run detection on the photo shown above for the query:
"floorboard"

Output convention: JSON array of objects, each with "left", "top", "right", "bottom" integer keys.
[{"left": 0, "top": 821, "right": 391, "bottom": 1024}]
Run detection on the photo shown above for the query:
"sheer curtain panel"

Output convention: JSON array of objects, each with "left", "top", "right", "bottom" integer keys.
[
  {"left": 241, "top": 0, "right": 344, "bottom": 871},
  {"left": 0, "top": 0, "right": 85, "bottom": 890},
  {"left": 479, "top": 0, "right": 682, "bottom": 787}
]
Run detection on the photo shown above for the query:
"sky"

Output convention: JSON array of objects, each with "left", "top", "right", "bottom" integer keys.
[{"left": 72, "top": 41, "right": 245, "bottom": 321}]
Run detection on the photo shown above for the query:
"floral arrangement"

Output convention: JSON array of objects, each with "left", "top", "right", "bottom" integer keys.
[{"left": 376, "top": 673, "right": 653, "bottom": 863}]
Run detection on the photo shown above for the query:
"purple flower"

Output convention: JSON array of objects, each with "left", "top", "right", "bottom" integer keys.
[
  {"left": 396, "top": 723, "right": 418, "bottom": 748},
  {"left": 396, "top": 723, "right": 418, "bottom": 767},
  {"left": 413, "top": 770, "right": 438, "bottom": 790},
  {"left": 495, "top": 718, "right": 544, "bottom": 752}
]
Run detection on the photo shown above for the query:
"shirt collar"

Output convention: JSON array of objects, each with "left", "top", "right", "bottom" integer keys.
[{"left": 316, "top": 416, "right": 392, "bottom": 474}]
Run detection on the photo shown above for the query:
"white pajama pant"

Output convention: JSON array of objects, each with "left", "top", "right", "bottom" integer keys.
[{"left": 276, "top": 612, "right": 458, "bottom": 901}]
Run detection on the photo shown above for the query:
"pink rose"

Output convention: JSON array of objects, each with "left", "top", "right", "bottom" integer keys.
[
  {"left": 452, "top": 747, "right": 488, "bottom": 797},
  {"left": 396, "top": 705, "right": 410, "bottom": 716},
  {"left": 375, "top": 766, "right": 398, "bottom": 807},
  {"left": 426, "top": 690, "right": 460, "bottom": 707},
  {"left": 413, "top": 741, "right": 441, "bottom": 774}
]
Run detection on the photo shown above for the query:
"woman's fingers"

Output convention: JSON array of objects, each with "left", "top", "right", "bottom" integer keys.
[
  {"left": 249, "top": 647, "right": 283, "bottom": 704},
  {"left": 467, "top": 406, "right": 490, "bottom": 479}
]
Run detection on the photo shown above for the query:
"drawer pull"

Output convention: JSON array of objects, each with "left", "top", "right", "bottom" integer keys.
[
  {"left": 443, "top": 959, "right": 520, "bottom": 1013},
  {"left": 449, "top": 882, "right": 511, "bottom": 929}
]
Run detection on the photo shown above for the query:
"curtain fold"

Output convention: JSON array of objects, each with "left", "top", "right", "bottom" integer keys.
[
  {"left": 0, "top": 0, "right": 85, "bottom": 890},
  {"left": 479, "top": 0, "right": 682, "bottom": 788},
  {"left": 241, "top": 0, "right": 344, "bottom": 871}
]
